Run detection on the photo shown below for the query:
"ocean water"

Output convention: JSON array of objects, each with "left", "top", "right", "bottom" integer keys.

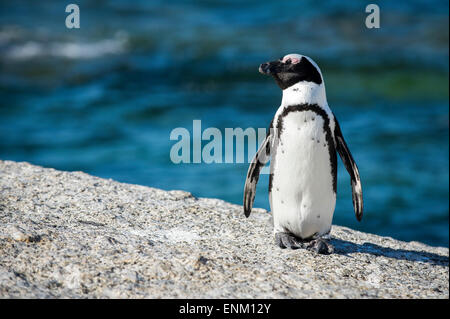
[{"left": 0, "top": 1, "right": 448, "bottom": 247}]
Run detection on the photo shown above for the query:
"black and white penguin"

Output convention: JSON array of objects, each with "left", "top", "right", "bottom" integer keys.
[{"left": 243, "top": 53, "right": 363, "bottom": 254}]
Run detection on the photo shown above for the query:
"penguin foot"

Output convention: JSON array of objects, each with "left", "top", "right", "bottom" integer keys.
[
  {"left": 305, "top": 238, "right": 334, "bottom": 255},
  {"left": 275, "top": 232, "right": 303, "bottom": 249}
]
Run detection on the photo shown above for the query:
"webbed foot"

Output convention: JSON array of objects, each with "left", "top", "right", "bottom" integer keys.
[
  {"left": 275, "top": 232, "right": 303, "bottom": 249},
  {"left": 306, "top": 238, "right": 334, "bottom": 255}
]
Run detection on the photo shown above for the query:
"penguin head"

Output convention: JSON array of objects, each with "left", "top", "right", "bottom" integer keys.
[{"left": 259, "top": 54, "right": 323, "bottom": 90}]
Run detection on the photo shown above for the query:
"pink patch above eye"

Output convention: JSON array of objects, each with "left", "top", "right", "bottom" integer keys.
[{"left": 283, "top": 57, "right": 300, "bottom": 64}]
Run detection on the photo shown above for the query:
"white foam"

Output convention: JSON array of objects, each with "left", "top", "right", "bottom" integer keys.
[{"left": 5, "top": 33, "right": 128, "bottom": 60}]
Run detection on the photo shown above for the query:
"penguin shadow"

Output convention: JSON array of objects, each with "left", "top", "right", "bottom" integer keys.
[{"left": 330, "top": 238, "right": 449, "bottom": 266}]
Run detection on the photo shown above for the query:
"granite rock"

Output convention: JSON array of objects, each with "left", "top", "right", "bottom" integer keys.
[{"left": 0, "top": 160, "right": 448, "bottom": 298}]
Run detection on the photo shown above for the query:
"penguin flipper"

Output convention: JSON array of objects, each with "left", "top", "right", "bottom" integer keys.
[
  {"left": 334, "top": 117, "right": 364, "bottom": 221},
  {"left": 243, "top": 134, "right": 271, "bottom": 217}
]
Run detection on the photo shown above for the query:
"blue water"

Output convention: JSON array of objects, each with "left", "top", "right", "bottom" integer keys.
[{"left": 0, "top": 1, "right": 448, "bottom": 247}]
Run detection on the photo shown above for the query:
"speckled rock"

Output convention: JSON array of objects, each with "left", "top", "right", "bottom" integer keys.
[{"left": 0, "top": 160, "right": 448, "bottom": 298}]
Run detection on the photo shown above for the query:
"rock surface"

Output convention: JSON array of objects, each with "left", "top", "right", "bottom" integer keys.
[{"left": 0, "top": 160, "right": 448, "bottom": 298}]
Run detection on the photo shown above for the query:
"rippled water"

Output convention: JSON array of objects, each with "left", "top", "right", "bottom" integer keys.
[{"left": 0, "top": 0, "right": 448, "bottom": 246}]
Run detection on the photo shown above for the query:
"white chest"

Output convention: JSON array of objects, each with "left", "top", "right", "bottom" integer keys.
[{"left": 270, "top": 109, "right": 336, "bottom": 238}]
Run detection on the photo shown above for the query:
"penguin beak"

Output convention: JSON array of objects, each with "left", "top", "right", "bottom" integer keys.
[{"left": 259, "top": 61, "right": 282, "bottom": 75}]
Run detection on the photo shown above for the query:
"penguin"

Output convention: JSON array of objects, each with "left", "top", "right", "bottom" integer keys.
[{"left": 243, "top": 53, "right": 363, "bottom": 254}]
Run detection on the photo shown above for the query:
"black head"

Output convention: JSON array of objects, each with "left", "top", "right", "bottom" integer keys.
[{"left": 259, "top": 54, "right": 322, "bottom": 90}]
